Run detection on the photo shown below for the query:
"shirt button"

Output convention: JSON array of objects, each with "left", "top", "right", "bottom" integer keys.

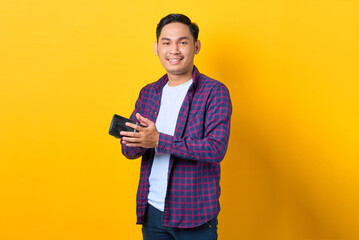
[
  {"left": 163, "top": 148, "right": 166, "bottom": 151},
  {"left": 154, "top": 111, "right": 158, "bottom": 115}
]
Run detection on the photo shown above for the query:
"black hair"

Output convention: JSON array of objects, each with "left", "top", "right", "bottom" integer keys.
[{"left": 156, "top": 13, "right": 199, "bottom": 42}]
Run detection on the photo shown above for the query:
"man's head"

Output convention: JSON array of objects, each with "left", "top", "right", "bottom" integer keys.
[
  {"left": 154, "top": 14, "right": 201, "bottom": 83},
  {"left": 156, "top": 14, "right": 199, "bottom": 42}
]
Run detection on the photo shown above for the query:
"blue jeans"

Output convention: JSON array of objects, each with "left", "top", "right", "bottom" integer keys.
[{"left": 142, "top": 204, "right": 218, "bottom": 240}]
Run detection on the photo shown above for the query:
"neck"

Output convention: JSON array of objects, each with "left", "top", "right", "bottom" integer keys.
[{"left": 167, "top": 70, "right": 193, "bottom": 87}]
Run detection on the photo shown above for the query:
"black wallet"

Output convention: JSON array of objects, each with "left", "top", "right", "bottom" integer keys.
[{"left": 109, "top": 114, "right": 143, "bottom": 138}]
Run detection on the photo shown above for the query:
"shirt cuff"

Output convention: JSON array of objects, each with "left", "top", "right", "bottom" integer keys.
[{"left": 156, "top": 133, "right": 173, "bottom": 154}]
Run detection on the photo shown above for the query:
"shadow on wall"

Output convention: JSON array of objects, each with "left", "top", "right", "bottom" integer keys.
[
  {"left": 209, "top": 34, "right": 343, "bottom": 239},
  {"left": 209, "top": 35, "right": 280, "bottom": 240}
]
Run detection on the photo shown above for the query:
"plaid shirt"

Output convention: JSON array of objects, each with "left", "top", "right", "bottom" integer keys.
[{"left": 121, "top": 66, "right": 232, "bottom": 228}]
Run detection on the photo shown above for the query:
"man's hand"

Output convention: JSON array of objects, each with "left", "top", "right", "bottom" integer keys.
[{"left": 120, "top": 113, "right": 159, "bottom": 149}]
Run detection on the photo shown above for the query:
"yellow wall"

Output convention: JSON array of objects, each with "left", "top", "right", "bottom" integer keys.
[{"left": 1, "top": 0, "right": 358, "bottom": 239}]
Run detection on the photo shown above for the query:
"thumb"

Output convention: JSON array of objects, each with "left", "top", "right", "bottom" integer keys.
[{"left": 136, "top": 113, "right": 150, "bottom": 127}]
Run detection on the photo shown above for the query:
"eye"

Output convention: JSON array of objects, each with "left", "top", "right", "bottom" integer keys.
[
  {"left": 163, "top": 42, "right": 170, "bottom": 46},
  {"left": 180, "top": 41, "right": 188, "bottom": 45}
]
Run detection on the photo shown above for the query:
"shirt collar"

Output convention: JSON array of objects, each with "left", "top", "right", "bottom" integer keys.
[{"left": 155, "top": 66, "right": 200, "bottom": 92}]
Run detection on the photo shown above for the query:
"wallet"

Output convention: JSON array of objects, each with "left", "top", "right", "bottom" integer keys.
[{"left": 109, "top": 114, "right": 144, "bottom": 138}]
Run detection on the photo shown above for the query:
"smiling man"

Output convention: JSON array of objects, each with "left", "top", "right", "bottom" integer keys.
[{"left": 120, "top": 13, "right": 232, "bottom": 240}]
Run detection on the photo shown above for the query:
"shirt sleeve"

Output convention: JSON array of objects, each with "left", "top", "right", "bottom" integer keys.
[
  {"left": 121, "top": 88, "right": 147, "bottom": 159},
  {"left": 156, "top": 83, "right": 232, "bottom": 163}
]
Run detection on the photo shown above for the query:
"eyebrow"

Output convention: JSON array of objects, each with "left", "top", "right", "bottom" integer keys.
[{"left": 160, "top": 36, "right": 191, "bottom": 41}]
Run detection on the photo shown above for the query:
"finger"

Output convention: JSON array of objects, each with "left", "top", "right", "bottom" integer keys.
[
  {"left": 137, "top": 114, "right": 152, "bottom": 127},
  {"left": 135, "top": 113, "right": 147, "bottom": 126},
  {"left": 122, "top": 136, "right": 141, "bottom": 143},
  {"left": 120, "top": 131, "right": 139, "bottom": 137},
  {"left": 125, "top": 122, "right": 144, "bottom": 132},
  {"left": 136, "top": 113, "right": 141, "bottom": 121},
  {"left": 136, "top": 113, "right": 147, "bottom": 127}
]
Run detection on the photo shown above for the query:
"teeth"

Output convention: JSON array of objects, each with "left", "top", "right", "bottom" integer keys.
[{"left": 169, "top": 59, "right": 182, "bottom": 62}]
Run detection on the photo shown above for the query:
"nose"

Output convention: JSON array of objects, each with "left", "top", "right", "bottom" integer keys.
[{"left": 169, "top": 44, "right": 180, "bottom": 54}]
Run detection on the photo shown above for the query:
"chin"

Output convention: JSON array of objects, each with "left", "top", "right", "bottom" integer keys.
[
  {"left": 166, "top": 66, "right": 193, "bottom": 75},
  {"left": 167, "top": 68, "right": 188, "bottom": 75},
  {"left": 165, "top": 67, "right": 183, "bottom": 74}
]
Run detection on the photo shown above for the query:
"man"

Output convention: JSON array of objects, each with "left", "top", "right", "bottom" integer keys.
[{"left": 120, "top": 13, "right": 232, "bottom": 240}]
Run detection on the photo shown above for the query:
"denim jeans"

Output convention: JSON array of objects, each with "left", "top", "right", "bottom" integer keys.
[{"left": 142, "top": 204, "right": 218, "bottom": 240}]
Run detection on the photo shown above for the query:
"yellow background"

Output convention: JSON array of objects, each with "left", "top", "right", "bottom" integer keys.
[{"left": 1, "top": 0, "right": 358, "bottom": 239}]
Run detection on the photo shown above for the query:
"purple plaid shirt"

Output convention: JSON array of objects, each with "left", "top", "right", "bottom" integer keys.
[{"left": 121, "top": 66, "right": 232, "bottom": 228}]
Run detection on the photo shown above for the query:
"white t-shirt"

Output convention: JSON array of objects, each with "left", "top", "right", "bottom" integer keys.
[{"left": 147, "top": 79, "right": 193, "bottom": 211}]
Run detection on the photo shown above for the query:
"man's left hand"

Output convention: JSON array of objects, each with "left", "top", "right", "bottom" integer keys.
[{"left": 120, "top": 113, "right": 159, "bottom": 148}]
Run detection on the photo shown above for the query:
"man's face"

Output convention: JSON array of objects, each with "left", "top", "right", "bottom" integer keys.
[{"left": 154, "top": 22, "right": 201, "bottom": 79}]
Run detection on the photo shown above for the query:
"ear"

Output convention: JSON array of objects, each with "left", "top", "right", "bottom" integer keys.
[
  {"left": 154, "top": 42, "right": 158, "bottom": 56},
  {"left": 195, "top": 40, "right": 201, "bottom": 54}
]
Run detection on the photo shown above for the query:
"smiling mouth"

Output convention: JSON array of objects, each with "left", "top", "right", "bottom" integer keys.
[{"left": 167, "top": 57, "right": 184, "bottom": 64}]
